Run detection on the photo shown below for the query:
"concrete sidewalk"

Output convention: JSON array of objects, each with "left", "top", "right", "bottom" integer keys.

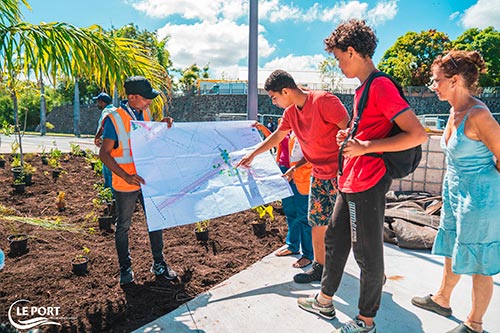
[
  {"left": 0, "top": 134, "right": 96, "bottom": 154},
  {"left": 134, "top": 243, "right": 500, "bottom": 333}
]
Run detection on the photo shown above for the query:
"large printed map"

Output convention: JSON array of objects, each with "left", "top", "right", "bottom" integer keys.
[{"left": 130, "top": 120, "right": 293, "bottom": 231}]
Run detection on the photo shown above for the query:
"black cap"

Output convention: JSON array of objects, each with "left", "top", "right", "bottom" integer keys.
[
  {"left": 92, "top": 92, "right": 112, "bottom": 104},
  {"left": 124, "top": 76, "right": 160, "bottom": 99}
]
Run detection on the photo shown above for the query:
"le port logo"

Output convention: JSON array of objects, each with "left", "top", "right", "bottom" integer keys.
[{"left": 8, "top": 299, "right": 73, "bottom": 331}]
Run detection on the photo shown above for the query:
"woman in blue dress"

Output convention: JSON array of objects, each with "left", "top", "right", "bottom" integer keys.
[{"left": 412, "top": 50, "right": 500, "bottom": 333}]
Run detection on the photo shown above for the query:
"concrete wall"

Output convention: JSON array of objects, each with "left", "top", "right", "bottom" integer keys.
[
  {"left": 46, "top": 100, "right": 447, "bottom": 195},
  {"left": 391, "top": 135, "right": 445, "bottom": 196},
  {"left": 46, "top": 94, "right": 499, "bottom": 136}
]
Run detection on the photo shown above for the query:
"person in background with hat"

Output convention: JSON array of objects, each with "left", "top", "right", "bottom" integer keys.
[
  {"left": 93, "top": 92, "right": 116, "bottom": 192},
  {"left": 99, "top": 76, "right": 177, "bottom": 286}
]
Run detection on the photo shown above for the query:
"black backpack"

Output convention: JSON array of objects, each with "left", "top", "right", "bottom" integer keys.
[{"left": 338, "top": 71, "right": 422, "bottom": 179}]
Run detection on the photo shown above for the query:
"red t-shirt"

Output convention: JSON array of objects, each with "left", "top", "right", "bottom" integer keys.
[
  {"left": 279, "top": 91, "right": 349, "bottom": 179},
  {"left": 338, "top": 76, "right": 411, "bottom": 193}
]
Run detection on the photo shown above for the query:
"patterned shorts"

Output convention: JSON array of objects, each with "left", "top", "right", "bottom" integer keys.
[{"left": 308, "top": 176, "right": 338, "bottom": 227}]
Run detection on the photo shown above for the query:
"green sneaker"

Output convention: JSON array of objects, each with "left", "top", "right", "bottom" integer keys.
[
  {"left": 297, "top": 294, "right": 336, "bottom": 320},
  {"left": 334, "top": 317, "right": 376, "bottom": 333}
]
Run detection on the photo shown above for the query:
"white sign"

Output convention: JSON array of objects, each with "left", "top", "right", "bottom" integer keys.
[{"left": 130, "top": 120, "right": 292, "bottom": 231}]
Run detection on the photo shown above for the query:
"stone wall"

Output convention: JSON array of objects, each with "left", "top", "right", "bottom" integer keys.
[{"left": 46, "top": 94, "right": 500, "bottom": 135}]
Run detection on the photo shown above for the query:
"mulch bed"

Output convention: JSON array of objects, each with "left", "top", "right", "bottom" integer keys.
[{"left": 0, "top": 153, "right": 287, "bottom": 332}]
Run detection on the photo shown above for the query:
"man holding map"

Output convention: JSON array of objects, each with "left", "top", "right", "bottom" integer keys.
[
  {"left": 238, "top": 70, "right": 350, "bottom": 283},
  {"left": 99, "top": 76, "right": 177, "bottom": 286}
]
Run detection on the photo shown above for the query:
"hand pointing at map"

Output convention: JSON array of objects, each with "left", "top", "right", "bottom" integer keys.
[{"left": 236, "top": 152, "right": 256, "bottom": 168}]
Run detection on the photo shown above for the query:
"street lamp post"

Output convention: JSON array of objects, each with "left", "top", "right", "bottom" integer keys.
[{"left": 247, "top": 0, "right": 258, "bottom": 121}]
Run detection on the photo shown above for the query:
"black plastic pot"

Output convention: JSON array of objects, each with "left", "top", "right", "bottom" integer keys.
[
  {"left": 12, "top": 167, "right": 23, "bottom": 180},
  {"left": 194, "top": 229, "right": 209, "bottom": 241},
  {"left": 13, "top": 183, "right": 26, "bottom": 194},
  {"left": 24, "top": 173, "right": 32, "bottom": 186},
  {"left": 52, "top": 168, "right": 62, "bottom": 180},
  {"left": 251, "top": 222, "right": 266, "bottom": 238},
  {"left": 71, "top": 256, "right": 89, "bottom": 276},
  {"left": 8, "top": 234, "right": 29, "bottom": 257},
  {"left": 41, "top": 156, "right": 48, "bottom": 165},
  {"left": 98, "top": 216, "right": 114, "bottom": 231},
  {"left": 0, "top": 159, "right": 5, "bottom": 168}
]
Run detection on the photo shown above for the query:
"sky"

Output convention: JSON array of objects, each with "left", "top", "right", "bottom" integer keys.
[{"left": 22, "top": 0, "right": 500, "bottom": 82}]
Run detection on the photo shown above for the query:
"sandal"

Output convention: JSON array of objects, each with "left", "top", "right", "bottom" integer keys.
[
  {"left": 446, "top": 323, "right": 482, "bottom": 333},
  {"left": 275, "top": 248, "right": 299, "bottom": 257},
  {"left": 293, "top": 257, "right": 312, "bottom": 268},
  {"left": 411, "top": 294, "right": 452, "bottom": 317}
]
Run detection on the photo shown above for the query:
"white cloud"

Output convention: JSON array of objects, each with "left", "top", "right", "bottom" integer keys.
[
  {"left": 449, "top": 11, "right": 460, "bottom": 21},
  {"left": 259, "top": 0, "right": 301, "bottom": 22},
  {"left": 317, "top": 0, "right": 398, "bottom": 25},
  {"left": 131, "top": 0, "right": 246, "bottom": 23},
  {"left": 262, "top": 54, "right": 326, "bottom": 71},
  {"left": 367, "top": 1, "right": 398, "bottom": 25},
  {"left": 157, "top": 20, "right": 275, "bottom": 70},
  {"left": 132, "top": 0, "right": 399, "bottom": 78},
  {"left": 460, "top": 0, "right": 500, "bottom": 28},
  {"left": 132, "top": 0, "right": 398, "bottom": 25}
]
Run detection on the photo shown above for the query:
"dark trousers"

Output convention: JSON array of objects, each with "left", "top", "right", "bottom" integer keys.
[
  {"left": 321, "top": 173, "right": 392, "bottom": 318},
  {"left": 114, "top": 190, "right": 164, "bottom": 270}
]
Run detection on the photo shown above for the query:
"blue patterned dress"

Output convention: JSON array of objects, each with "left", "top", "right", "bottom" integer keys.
[{"left": 433, "top": 107, "right": 500, "bottom": 276}]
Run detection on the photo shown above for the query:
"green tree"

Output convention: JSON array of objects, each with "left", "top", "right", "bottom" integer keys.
[
  {"left": 1, "top": 0, "right": 170, "bottom": 163},
  {"left": 318, "top": 56, "right": 343, "bottom": 91},
  {"left": 453, "top": 27, "right": 500, "bottom": 86},
  {"left": 178, "top": 63, "right": 210, "bottom": 94},
  {"left": 378, "top": 29, "right": 452, "bottom": 86}
]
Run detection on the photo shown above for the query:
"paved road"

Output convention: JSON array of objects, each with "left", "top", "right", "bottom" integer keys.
[{"left": 0, "top": 134, "right": 97, "bottom": 154}]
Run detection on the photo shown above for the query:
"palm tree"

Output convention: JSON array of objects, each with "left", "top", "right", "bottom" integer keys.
[{"left": 0, "top": 0, "right": 171, "bottom": 164}]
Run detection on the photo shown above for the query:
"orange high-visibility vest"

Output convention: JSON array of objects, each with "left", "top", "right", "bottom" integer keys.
[
  {"left": 276, "top": 132, "right": 312, "bottom": 195},
  {"left": 107, "top": 107, "right": 151, "bottom": 192},
  {"left": 288, "top": 133, "right": 312, "bottom": 195}
]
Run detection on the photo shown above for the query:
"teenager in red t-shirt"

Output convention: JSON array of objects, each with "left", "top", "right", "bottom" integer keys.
[
  {"left": 297, "top": 20, "right": 427, "bottom": 333},
  {"left": 237, "top": 70, "right": 350, "bottom": 284}
]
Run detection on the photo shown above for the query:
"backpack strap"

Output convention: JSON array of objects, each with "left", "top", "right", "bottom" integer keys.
[{"left": 338, "top": 71, "right": 406, "bottom": 175}]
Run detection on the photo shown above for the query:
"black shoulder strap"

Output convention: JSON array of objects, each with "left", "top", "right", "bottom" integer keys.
[
  {"left": 355, "top": 71, "right": 407, "bottom": 132},
  {"left": 338, "top": 71, "right": 406, "bottom": 175}
]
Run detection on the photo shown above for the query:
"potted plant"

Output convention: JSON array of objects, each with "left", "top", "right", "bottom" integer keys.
[
  {"left": 7, "top": 234, "right": 29, "bottom": 257},
  {"left": 0, "top": 155, "right": 5, "bottom": 168},
  {"left": 251, "top": 205, "right": 274, "bottom": 237},
  {"left": 194, "top": 220, "right": 210, "bottom": 241},
  {"left": 56, "top": 191, "right": 66, "bottom": 212},
  {"left": 69, "top": 143, "right": 86, "bottom": 157},
  {"left": 22, "top": 162, "right": 35, "bottom": 186},
  {"left": 92, "top": 184, "right": 114, "bottom": 231},
  {"left": 71, "top": 247, "right": 90, "bottom": 276},
  {"left": 48, "top": 157, "right": 62, "bottom": 179},
  {"left": 11, "top": 155, "right": 22, "bottom": 180},
  {"left": 13, "top": 175, "right": 26, "bottom": 194},
  {"left": 85, "top": 154, "right": 101, "bottom": 174},
  {"left": 39, "top": 145, "right": 48, "bottom": 165}
]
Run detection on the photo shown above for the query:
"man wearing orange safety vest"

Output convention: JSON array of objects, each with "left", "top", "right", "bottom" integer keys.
[{"left": 99, "top": 76, "right": 177, "bottom": 286}]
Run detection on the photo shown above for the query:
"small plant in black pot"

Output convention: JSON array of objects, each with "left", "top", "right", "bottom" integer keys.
[
  {"left": 250, "top": 205, "right": 274, "bottom": 237},
  {"left": 92, "top": 184, "right": 114, "bottom": 231},
  {"left": 194, "top": 220, "right": 210, "bottom": 241},
  {"left": 72, "top": 247, "right": 90, "bottom": 276},
  {"left": 13, "top": 175, "right": 26, "bottom": 194},
  {"left": 7, "top": 234, "right": 29, "bottom": 257}
]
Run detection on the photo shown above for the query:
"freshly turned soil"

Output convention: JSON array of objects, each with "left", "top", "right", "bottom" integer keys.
[{"left": 0, "top": 153, "right": 287, "bottom": 332}]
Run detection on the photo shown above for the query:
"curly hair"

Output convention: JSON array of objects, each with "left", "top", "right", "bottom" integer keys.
[
  {"left": 324, "top": 19, "right": 378, "bottom": 58},
  {"left": 264, "top": 69, "right": 298, "bottom": 92},
  {"left": 432, "top": 50, "right": 487, "bottom": 94}
]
